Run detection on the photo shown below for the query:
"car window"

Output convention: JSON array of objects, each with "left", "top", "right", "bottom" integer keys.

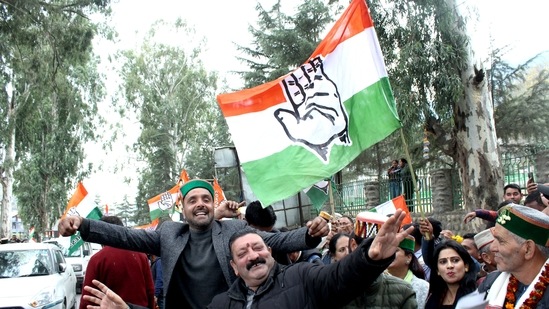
[
  {"left": 54, "top": 250, "right": 65, "bottom": 264},
  {"left": 0, "top": 249, "right": 53, "bottom": 278}
]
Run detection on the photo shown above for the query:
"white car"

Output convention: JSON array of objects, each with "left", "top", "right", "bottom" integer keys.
[
  {"left": 44, "top": 237, "right": 95, "bottom": 293},
  {"left": 0, "top": 243, "right": 77, "bottom": 309}
]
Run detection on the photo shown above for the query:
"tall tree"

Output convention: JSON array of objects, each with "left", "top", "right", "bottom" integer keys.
[
  {"left": 492, "top": 52, "right": 549, "bottom": 144},
  {"left": 237, "top": 0, "right": 336, "bottom": 88},
  {"left": 366, "top": 0, "right": 503, "bottom": 211},
  {"left": 0, "top": 0, "right": 110, "bottom": 238},
  {"left": 118, "top": 20, "right": 227, "bottom": 224}
]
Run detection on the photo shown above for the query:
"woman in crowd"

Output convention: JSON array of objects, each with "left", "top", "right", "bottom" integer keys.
[
  {"left": 387, "top": 236, "right": 430, "bottom": 309},
  {"left": 328, "top": 232, "right": 350, "bottom": 263},
  {"left": 425, "top": 240, "right": 477, "bottom": 309}
]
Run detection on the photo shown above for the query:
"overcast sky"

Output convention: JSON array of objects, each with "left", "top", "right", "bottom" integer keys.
[{"left": 84, "top": 0, "right": 549, "bottom": 210}]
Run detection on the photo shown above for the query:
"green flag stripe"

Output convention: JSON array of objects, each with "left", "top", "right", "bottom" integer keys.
[{"left": 242, "top": 78, "right": 400, "bottom": 206}]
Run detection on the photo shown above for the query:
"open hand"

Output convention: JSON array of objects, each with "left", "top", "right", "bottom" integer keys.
[
  {"left": 368, "top": 210, "right": 413, "bottom": 260},
  {"left": 83, "top": 279, "right": 126, "bottom": 309}
]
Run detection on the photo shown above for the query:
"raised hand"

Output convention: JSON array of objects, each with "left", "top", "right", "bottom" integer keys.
[
  {"left": 58, "top": 216, "right": 82, "bottom": 236},
  {"left": 83, "top": 279, "right": 127, "bottom": 309},
  {"left": 214, "top": 200, "right": 246, "bottom": 220},
  {"left": 275, "top": 56, "right": 350, "bottom": 161},
  {"left": 306, "top": 216, "right": 329, "bottom": 238},
  {"left": 368, "top": 210, "right": 413, "bottom": 260}
]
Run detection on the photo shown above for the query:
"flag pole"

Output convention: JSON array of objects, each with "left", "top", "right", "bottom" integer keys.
[
  {"left": 328, "top": 178, "right": 335, "bottom": 216},
  {"left": 399, "top": 129, "right": 430, "bottom": 239}
]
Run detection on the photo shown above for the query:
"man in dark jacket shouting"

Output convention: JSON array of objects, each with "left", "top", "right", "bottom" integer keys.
[{"left": 207, "top": 209, "right": 413, "bottom": 309}]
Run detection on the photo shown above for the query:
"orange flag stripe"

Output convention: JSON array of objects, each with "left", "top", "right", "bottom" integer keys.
[{"left": 61, "top": 182, "right": 88, "bottom": 219}]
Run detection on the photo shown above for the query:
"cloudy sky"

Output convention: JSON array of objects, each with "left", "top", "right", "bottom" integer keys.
[{"left": 84, "top": 0, "right": 549, "bottom": 209}]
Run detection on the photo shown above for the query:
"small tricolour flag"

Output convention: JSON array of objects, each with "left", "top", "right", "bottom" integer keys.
[
  {"left": 217, "top": 0, "right": 400, "bottom": 206},
  {"left": 148, "top": 184, "right": 181, "bottom": 221},
  {"left": 213, "top": 178, "right": 226, "bottom": 208},
  {"left": 369, "top": 195, "right": 412, "bottom": 225},
  {"left": 61, "top": 182, "right": 103, "bottom": 255},
  {"left": 134, "top": 218, "right": 159, "bottom": 231}
]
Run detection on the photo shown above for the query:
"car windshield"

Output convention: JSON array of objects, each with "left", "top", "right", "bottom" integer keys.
[{"left": 0, "top": 249, "right": 53, "bottom": 278}]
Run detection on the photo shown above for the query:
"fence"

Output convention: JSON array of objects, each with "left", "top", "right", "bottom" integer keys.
[{"left": 312, "top": 149, "right": 540, "bottom": 218}]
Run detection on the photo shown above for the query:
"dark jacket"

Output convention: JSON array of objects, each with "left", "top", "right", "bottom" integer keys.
[
  {"left": 207, "top": 238, "right": 393, "bottom": 309},
  {"left": 78, "top": 218, "right": 319, "bottom": 305}
]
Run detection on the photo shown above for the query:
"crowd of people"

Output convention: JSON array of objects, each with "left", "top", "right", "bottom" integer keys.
[{"left": 58, "top": 179, "right": 549, "bottom": 309}]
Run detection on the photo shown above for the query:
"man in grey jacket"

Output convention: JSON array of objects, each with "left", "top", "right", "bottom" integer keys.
[{"left": 59, "top": 179, "right": 328, "bottom": 309}]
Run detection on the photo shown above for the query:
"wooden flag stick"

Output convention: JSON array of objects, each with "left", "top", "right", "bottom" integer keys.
[{"left": 399, "top": 129, "right": 430, "bottom": 239}]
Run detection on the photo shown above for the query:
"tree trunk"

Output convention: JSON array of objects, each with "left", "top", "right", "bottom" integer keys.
[
  {"left": 0, "top": 106, "right": 16, "bottom": 238},
  {"left": 454, "top": 60, "right": 503, "bottom": 212}
]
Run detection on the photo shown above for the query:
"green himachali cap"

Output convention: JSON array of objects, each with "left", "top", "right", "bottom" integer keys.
[
  {"left": 180, "top": 179, "right": 214, "bottom": 199},
  {"left": 496, "top": 204, "right": 549, "bottom": 247},
  {"left": 398, "top": 236, "right": 415, "bottom": 252}
]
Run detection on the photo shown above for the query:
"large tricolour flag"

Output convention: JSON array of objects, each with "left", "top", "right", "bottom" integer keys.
[
  {"left": 217, "top": 0, "right": 401, "bottom": 206},
  {"left": 61, "top": 182, "right": 103, "bottom": 255}
]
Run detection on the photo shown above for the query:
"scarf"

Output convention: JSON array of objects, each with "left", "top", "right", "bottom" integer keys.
[{"left": 486, "top": 258, "right": 549, "bottom": 308}]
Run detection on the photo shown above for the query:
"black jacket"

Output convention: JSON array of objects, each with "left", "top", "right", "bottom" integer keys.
[{"left": 207, "top": 238, "right": 393, "bottom": 309}]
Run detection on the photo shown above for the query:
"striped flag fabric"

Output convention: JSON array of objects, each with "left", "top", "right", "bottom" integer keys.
[
  {"left": 147, "top": 184, "right": 181, "bottom": 221},
  {"left": 370, "top": 195, "right": 412, "bottom": 225},
  {"left": 217, "top": 0, "right": 400, "bottom": 206},
  {"left": 134, "top": 218, "right": 159, "bottom": 231},
  {"left": 61, "top": 182, "right": 103, "bottom": 255},
  {"left": 213, "top": 178, "right": 226, "bottom": 208}
]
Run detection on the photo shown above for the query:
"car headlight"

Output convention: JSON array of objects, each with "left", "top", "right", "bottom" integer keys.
[
  {"left": 72, "top": 264, "right": 82, "bottom": 272},
  {"left": 29, "top": 287, "right": 56, "bottom": 308}
]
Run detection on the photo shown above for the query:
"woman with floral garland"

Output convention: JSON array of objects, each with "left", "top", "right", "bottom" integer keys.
[{"left": 425, "top": 240, "right": 477, "bottom": 309}]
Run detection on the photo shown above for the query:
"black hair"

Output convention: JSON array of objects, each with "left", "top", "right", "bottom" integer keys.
[
  {"left": 427, "top": 240, "right": 477, "bottom": 307},
  {"left": 400, "top": 158, "right": 408, "bottom": 165},
  {"left": 504, "top": 183, "right": 521, "bottom": 192},
  {"left": 328, "top": 232, "right": 350, "bottom": 256},
  {"left": 525, "top": 191, "right": 543, "bottom": 206},
  {"left": 339, "top": 215, "right": 354, "bottom": 225},
  {"left": 100, "top": 215, "right": 124, "bottom": 226},
  {"left": 245, "top": 200, "right": 277, "bottom": 228},
  {"left": 228, "top": 227, "right": 259, "bottom": 257},
  {"left": 401, "top": 247, "right": 426, "bottom": 280}
]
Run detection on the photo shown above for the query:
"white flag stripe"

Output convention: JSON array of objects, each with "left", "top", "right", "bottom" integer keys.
[{"left": 225, "top": 28, "right": 387, "bottom": 163}]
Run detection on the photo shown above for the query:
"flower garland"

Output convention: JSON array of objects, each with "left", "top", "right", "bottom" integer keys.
[{"left": 504, "top": 263, "right": 549, "bottom": 309}]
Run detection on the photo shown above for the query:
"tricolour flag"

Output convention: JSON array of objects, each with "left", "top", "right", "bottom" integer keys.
[
  {"left": 213, "top": 178, "right": 226, "bottom": 208},
  {"left": 134, "top": 218, "right": 159, "bottom": 231},
  {"left": 304, "top": 179, "right": 335, "bottom": 211},
  {"left": 370, "top": 195, "right": 412, "bottom": 225},
  {"left": 62, "top": 182, "right": 103, "bottom": 255},
  {"left": 148, "top": 184, "right": 181, "bottom": 221},
  {"left": 179, "top": 169, "right": 190, "bottom": 183},
  {"left": 217, "top": 0, "right": 400, "bottom": 206}
]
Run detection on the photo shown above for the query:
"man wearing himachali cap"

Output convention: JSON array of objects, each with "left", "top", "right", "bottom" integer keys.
[
  {"left": 477, "top": 204, "right": 549, "bottom": 308},
  {"left": 58, "top": 179, "right": 329, "bottom": 309}
]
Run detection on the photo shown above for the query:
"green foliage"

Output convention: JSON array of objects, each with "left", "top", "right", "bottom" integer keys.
[
  {"left": 0, "top": 0, "right": 111, "bottom": 235},
  {"left": 117, "top": 20, "right": 229, "bottom": 224},
  {"left": 237, "top": 0, "right": 335, "bottom": 88},
  {"left": 364, "top": 0, "right": 468, "bottom": 168},
  {"left": 493, "top": 53, "right": 549, "bottom": 144}
]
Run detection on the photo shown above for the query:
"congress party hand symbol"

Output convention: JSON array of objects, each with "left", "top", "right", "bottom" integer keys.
[{"left": 275, "top": 56, "right": 350, "bottom": 161}]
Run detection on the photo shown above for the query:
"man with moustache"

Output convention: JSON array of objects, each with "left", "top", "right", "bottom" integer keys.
[
  {"left": 59, "top": 179, "right": 328, "bottom": 309},
  {"left": 207, "top": 210, "right": 413, "bottom": 308},
  {"left": 478, "top": 204, "right": 549, "bottom": 308}
]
